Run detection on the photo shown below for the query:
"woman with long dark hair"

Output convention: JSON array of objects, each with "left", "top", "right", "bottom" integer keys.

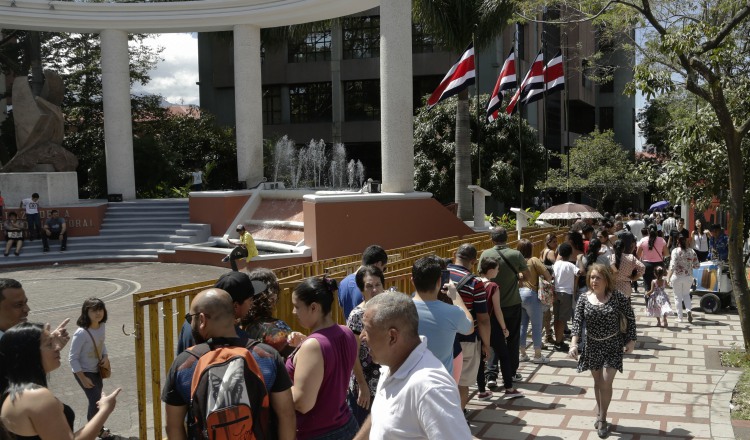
[
  {"left": 609, "top": 237, "right": 645, "bottom": 298},
  {"left": 636, "top": 226, "right": 667, "bottom": 295},
  {"left": 691, "top": 219, "right": 709, "bottom": 262},
  {"left": 0, "top": 322, "right": 121, "bottom": 440},
  {"left": 286, "top": 277, "right": 358, "bottom": 439}
]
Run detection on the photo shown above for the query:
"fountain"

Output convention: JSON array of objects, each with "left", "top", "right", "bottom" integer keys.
[{"left": 272, "top": 136, "right": 366, "bottom": 190}]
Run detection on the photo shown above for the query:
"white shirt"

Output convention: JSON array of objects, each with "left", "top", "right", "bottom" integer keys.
[
  {"left": 370, "top": 337, "right": 471, "bottom": 440},
  {"left": 69, "top": 324, "right": 107, "bottom": 373},
  {"left": 662, "top": 217, "right": 676, "bottom": 237},
  {"left": 22, "top": 198, "right": 39, "bottom": 214},
  {"left": 693, "top": 232, "right": 709, "bottom": 252},
  {"left": 191, "top": 171, "right": 203, "bottom": 185},
  {"left": 627, "top": 220, "right": 646, "bottom": 240},
  {"left": 553, "top": 260, "right": 577, "bottom": 294}
]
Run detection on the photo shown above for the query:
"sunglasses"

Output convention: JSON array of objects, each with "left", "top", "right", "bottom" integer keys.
[{"left": 185, "top": 311, "right": 210, "bottom": 324}]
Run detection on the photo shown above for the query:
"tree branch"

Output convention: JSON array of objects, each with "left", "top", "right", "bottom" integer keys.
[{"left": 700, "top": 3, "right": 750, "bottom": 54}]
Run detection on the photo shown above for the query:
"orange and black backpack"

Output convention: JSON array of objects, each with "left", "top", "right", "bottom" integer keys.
[{"left": 187, "top": 338, "right": 270, "bottom": 440}]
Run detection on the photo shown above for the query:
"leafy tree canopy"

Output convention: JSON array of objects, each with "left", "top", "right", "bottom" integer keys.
[{"left": 413, "top": 93, "right": 547, "bottom": 209}]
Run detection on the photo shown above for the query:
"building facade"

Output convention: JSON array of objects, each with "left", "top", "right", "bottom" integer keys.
[{"left": 197, "top": 7, "right": 635, "bottom": 184}]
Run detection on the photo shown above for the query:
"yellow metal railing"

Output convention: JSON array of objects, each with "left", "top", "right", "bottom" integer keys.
[{"left": 131, "top": 226, "right": 560, "bottom": 439}]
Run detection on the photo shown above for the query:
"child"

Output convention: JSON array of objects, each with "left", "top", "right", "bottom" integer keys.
[
  {"left": 69, "top": 297, "right": 114, "bottom": 439},
  {"left": 646, "top": 266, "right": 673, "bottom": 327},
  {"left": 552, "top": 243, "right": 577, "bottom": 352}
]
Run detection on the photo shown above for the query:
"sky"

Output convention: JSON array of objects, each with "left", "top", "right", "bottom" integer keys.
[
  {"left": 131, "top": 33, "right": 200, "bottom": 106},
  {"left": 135, "top": 32, "right": 646, "bottom": 149}
]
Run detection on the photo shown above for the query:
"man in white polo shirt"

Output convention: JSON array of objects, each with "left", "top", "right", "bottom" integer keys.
[{"left": 353, "top": 291, "right": 472, "bottom": 440}]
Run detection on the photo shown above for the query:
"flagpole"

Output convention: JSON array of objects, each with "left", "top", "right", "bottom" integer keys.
[
  {"left": 474, "top": 33, "right": 482, "bottom": 186},
  {"left": 542, "top": 26, "right": 548, "bottom": 191},
  {"left": 515, "top": 22, "right": 524, "bottom": 209},
  {"left": 564, "top": 31, "right": 571, "bottom": 202}
]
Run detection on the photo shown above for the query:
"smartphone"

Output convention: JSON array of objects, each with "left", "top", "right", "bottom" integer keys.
[{"left": 441, "top": 270, "right": 451, "bottom": 288}]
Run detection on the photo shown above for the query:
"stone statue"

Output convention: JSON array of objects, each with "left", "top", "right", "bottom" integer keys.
[{"left": 0, "top": 70, "right": 78, "bottom": 172}]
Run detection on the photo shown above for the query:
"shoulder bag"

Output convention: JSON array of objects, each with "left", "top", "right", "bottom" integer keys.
[{"left": 85, "top": 329, "right": 111, "bottom": 378}]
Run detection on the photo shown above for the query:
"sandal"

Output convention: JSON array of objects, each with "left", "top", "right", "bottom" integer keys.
[
  {"left": 98, "top": 427, "right": 114, "bottom": 439},
  {"left": 597, "top": 420, "right": 609, "bottom": 438}
]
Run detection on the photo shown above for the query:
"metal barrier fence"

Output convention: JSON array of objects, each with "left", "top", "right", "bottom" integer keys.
[{"left": 131, "top": 227, "right": 562, "bottom": 439}]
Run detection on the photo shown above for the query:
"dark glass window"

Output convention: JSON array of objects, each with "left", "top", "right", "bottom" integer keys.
[
  {"left": 599, "top": 106, "right": 614, "bottom": 131},
  {"left": 599, "top": 65, "right": 615, "bottom": 93},
  {"left": 262, "top": 86, "right": 282, "bottom": 125},
  {"left": 412, "top": 23, "right": 438, "bottom": 53},
  {"left": 289, "top": 82, "right": 332, "bottom": 123},
  {"left": 344, "top": 80, "right": 380, "bottom": 121},
  {"left": 343, "top": 16, "right": 380, "bottom": 59},
  {"left": 288, "top": 31, "right": 332, "bottom": 63}
]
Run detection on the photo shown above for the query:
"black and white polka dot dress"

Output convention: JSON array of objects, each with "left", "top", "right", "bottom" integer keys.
[{"left": 572, "top": 289, "right": 637, "bottom": 373}]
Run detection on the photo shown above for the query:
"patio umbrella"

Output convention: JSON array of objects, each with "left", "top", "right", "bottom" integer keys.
[
  {"left": 537, "top": 202, "right": 603, "bottom": 220},
  {"left": 649, "top": 200, "right": 670, "bottom": 212}
]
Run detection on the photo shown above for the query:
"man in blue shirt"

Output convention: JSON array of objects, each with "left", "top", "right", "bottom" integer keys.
[
  {"left": 338, "top": 245, "right": 388, "bottom": 320},
  {"left": 42, "top": 209, "right": 68, "bottom": 253}
]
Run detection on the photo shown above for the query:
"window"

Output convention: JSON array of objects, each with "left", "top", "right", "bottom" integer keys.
[
  {"left": 288, "top": 30, "right": 332, "bottom": 63},
  {"left": 343, "top": 16, "right": 380, "bottom": 59},
  {"left": 413, "top": 75, "right": 443, "bottom": 110},
  {"left": 412, "top": 23, "right": 438, "bottom": 53},
  {"left": 599, "top": 107, "right": 614, "bottom": 131},
  {"left": 344, "top": 80, "right": 380, "bottom": 121},
  {"left": 582, "top": 59, "right": 592, "bottom": 88},
  {"left": 289, "top": 82, "right": 332, "bottom": 123},
  {"left": 262, "top": 86, "right": 282, "bottom": 125}
]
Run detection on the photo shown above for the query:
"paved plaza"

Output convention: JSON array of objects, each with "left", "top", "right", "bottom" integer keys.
[{"left": 3, "top": 262, "right": 745, "bottom": 439}]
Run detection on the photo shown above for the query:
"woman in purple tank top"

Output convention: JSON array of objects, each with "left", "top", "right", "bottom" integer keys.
[{"left": 285, "top": 277, "right": 358, "bottom": 440}]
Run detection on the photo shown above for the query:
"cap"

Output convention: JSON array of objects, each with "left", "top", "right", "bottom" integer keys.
[
  {"left": 236, "top": 224, "right": 246, "bottom": 231},
  {"left": 214, "top": 272, "right": 268, "bottom": 303}
]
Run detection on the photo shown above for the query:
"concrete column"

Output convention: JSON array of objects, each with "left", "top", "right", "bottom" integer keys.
[
  {"left": 330, "top": 21, "right": 343, "bottom": 144},
  {"left": 100, "top": 29, "right": 136, "bottom": 200},
  {"left": 380, "top": 0, "right": 414, "bottom": 193},
  {"left": 234, "top": 24, "right": 264, "bottom": 188}
]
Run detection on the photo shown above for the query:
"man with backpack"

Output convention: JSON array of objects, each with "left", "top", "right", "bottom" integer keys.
[{"left": 162, "top": 288, "right": 295, "bottom": 440}]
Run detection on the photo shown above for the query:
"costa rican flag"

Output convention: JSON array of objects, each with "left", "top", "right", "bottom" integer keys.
[
  {"left": 427, "top": 43, "right": 476, "bottom": 108},
  {"left": 486, "top": 50, "right": 516, "bottom": 122},
  {"left": 506, "top": 51, "right": 544, "bottom": 114},
  {"left": 545, "top": 51, "right": 565, "bottom": 94}
]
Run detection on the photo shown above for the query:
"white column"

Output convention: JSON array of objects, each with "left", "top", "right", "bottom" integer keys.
[
  {"left": 234, "top": 24, "right": 264, "bottom": 188},
  {"left": 100, "top": 29, "right": 136, "bottom": 199},
  {"left": 380, "top": 0, "right": 414, "bottom": 193}
]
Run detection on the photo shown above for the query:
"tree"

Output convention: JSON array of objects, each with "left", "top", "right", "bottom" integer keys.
[
  {"left": 413, "top": 0, "right": 514, "bottom": 220},
  {"left": 546, "top": 130, "right": 649, "bottom": 210},
  {"left": 521, "top": 0, "right": 750, "bottom": 348},
  {"left": 414, "top": 94, "right": 547, "bottom": 209}
]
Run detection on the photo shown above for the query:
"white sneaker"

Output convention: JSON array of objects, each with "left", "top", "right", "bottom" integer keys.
[
  {"left": 532, "top": 356, "right": 550, "bottom": 364},
  {"left": 676, "top": 318, "right": 683, "bottom": 323}
]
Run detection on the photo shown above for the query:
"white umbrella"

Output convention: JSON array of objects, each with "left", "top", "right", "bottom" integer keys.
[{"left": 537, "top": 202, "right": 603, "bottom": 220}]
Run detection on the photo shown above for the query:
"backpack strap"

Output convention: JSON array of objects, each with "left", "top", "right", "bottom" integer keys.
[
  {"left": 495, "top": 248, "right": 520, "bottom": 277},
  {"left": 455, "top": 272, "right": 475, "bottom": 292}
]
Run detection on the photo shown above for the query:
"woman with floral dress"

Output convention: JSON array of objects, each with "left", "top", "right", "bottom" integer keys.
[
  {"left": 667, "top": 235, "right": 700, "bottom": 323},
  {"left": 346, "top": 265, "right": 385, "bottom": 426},
  {"left": 569, "top": 264, "right": 636, "bottom": 439}
]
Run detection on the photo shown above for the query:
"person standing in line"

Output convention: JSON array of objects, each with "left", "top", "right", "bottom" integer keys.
[
  {"left": 540, "top": 233, "right": 558, "bottom": 345},
  {"left": 338, "top": 245, "right": 388, "bottom": 320},
  {"left": 569, "top": 264, "right": 636, "bottom": 439},
  {"left": 222, "top": 224, "right": 259, "bottom": 271},
  {"left": 69, "top": 297, "right": 114, "bottom": 439},
  {"left": 691, "top": 219, "right": 709, "bottom": 262},
  {"left": 667, "top": 235, "right": 700, "bottom": 323},
  {"left": 479, "top": 227, "right": 530, "bottom": 391},
  {"left": 19, "top": 192, "right": 40, "bottom": 240},
  {"left": 353, "top": 292, "right": 473, "bottom": 440},
  {"left": 516, "top": 239, "right": 552, "bottom": 365},
  {"left": 552, "top": 243, "right": 577, "bottom": 352}
]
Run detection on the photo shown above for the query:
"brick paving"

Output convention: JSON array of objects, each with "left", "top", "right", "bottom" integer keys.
[{"left": 3, "top": 263, "right": 745, "bottom": 439}]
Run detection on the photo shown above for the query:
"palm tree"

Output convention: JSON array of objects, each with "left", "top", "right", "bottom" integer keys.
[{"left": 413, "top": 0, "right": 514, "bottom": 220}]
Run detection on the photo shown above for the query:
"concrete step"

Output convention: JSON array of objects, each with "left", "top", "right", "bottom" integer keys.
[
  {"left": 169, "top": 235, "right": 197, "bottom": 244},
  {"left": 98, "top": 227, "right": 179, "bottom": 235},
  {"left": 180, "top": 223, "right": 210, "bottom": 231},
  {"left": 100, "top": 221, "right": 185, "bottom": 228},
  {"left": 104, "top": 209, "right": 189, "bottom": 216},
  {"left": 174, "top": 229, "right": 198, "bottom": 236}
]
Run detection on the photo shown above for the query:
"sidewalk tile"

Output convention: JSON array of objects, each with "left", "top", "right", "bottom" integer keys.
[{"left": 646, "top": 403, "right": 688, "bottom": 417}]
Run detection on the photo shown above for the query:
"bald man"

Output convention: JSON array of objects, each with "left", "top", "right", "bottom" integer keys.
[
  {"left": 354, "top": 292, "right": 472, "bottom": 440},
  {"left": 161, "top": 288, "right": 295, "bottom": 440}
]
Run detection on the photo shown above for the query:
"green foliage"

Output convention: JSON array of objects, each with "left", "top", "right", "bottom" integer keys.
[
  {"left": 413, "top": 93, "right": 547, "bottom": 208},
  {"left": 546, "top": 130, "right": 649, "bottom": 210}
]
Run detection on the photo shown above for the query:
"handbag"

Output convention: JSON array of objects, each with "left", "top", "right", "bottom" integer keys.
[
  {"left": 615, "top": 294, "right": 628, "bottom": 334},
  {"left": 85, "top": 329, "right": 111, "bottom": 379},
  {"left": 538, "top": 277, "right": 555, "bottom": 307}
]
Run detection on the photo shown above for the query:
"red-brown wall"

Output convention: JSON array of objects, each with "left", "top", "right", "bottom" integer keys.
[
  {"left": 189, "top": 194, "right": 251, "bottom": 236},
  {"left": 2, "top": 205, "right": 106, "bottom": 237},
  {"left": 159, "top": 249, "right": 311, "bottom": 269},
  {"left": 303, "top": 198, "right": 474, "bottom": 260}
]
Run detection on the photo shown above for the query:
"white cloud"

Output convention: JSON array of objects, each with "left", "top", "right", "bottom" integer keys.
[{"left": 132, "top": 33, "right": 199, "bottom": 105}]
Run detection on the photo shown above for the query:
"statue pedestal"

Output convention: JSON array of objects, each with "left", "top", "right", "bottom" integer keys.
[{"left": 0, "top": 172, "right": 79, "bottom": 207}]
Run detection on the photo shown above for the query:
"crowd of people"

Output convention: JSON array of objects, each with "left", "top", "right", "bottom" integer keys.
[
  {"left": 0, "top": 210, "right": 732, "bottom": 439},
  {"left": 1, "top": 192, "right": 69, "bottom": 257}
]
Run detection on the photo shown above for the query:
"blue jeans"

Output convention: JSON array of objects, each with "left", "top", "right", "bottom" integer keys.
[
  {"left": 26, "top": 213, "right": 40, "bottom": 239},
  {"left": 73, "top": 371, "right": 103, "bottom": 421},
  {"left": 519, "top": 288, "right": 543, "bottom": 350},
  {"left": 346, "top": 390, "right": 371, "bottom": 428}
]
